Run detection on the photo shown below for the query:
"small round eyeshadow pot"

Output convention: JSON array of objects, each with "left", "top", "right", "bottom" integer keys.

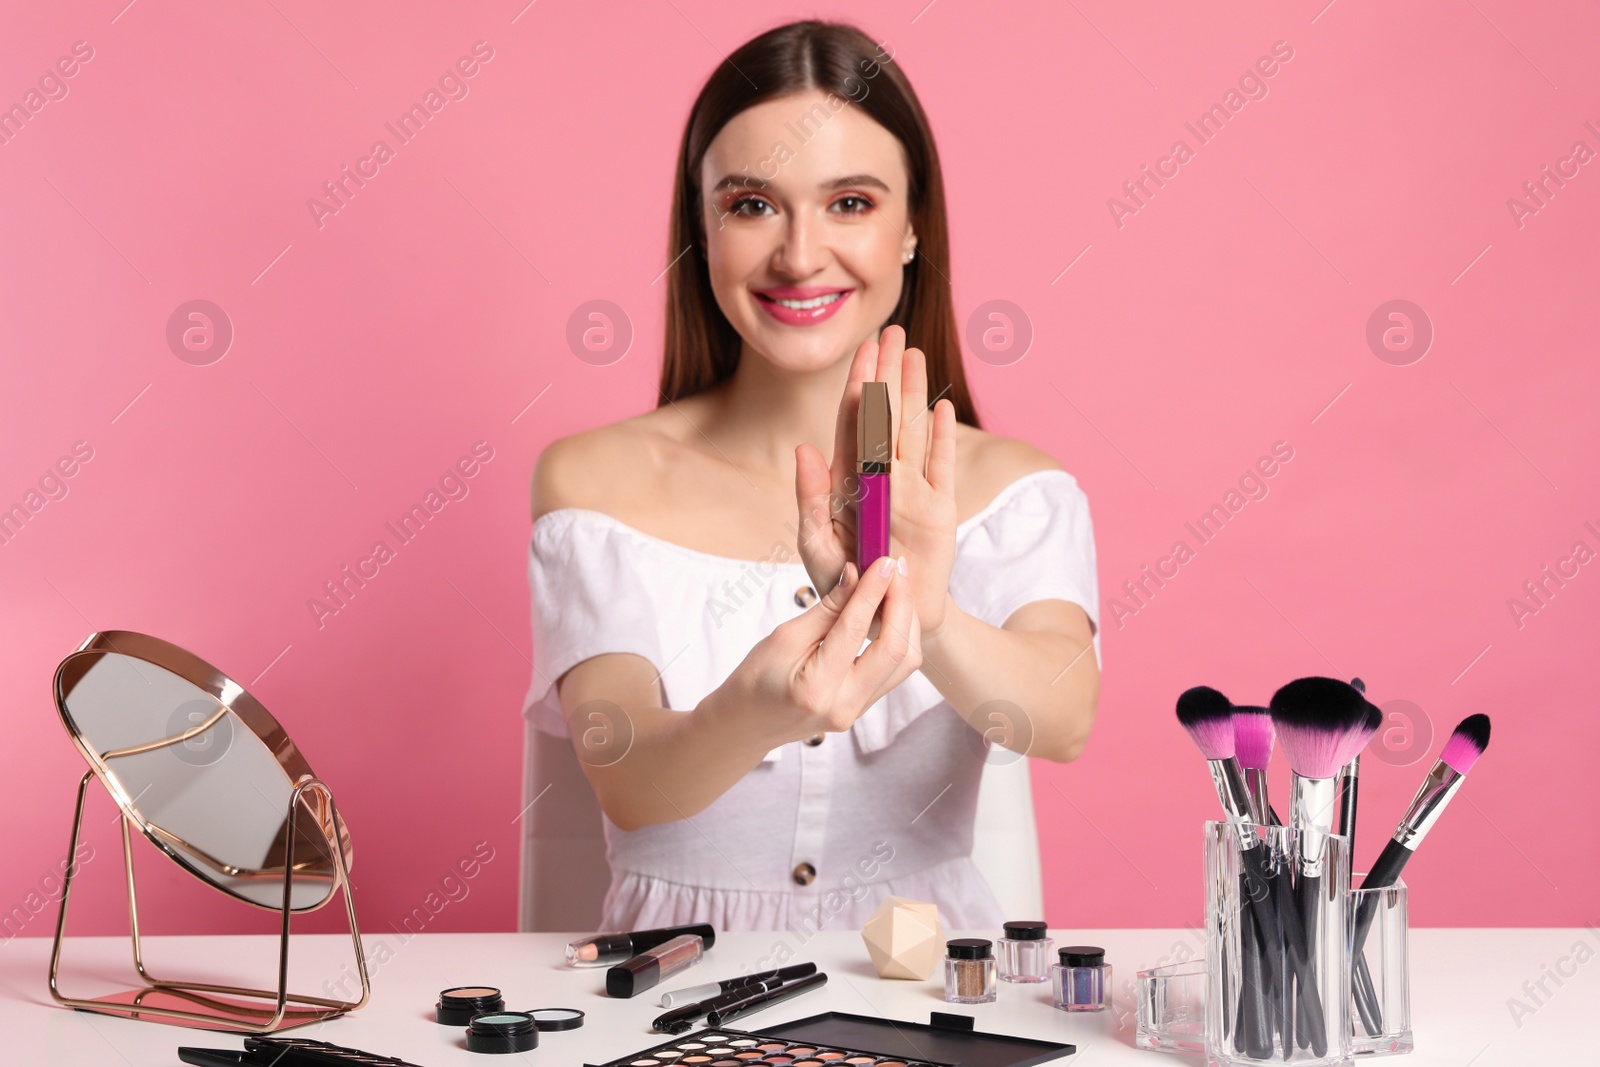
[
  {"left": 525, "top": 1007, "right": 585, "bottom": 1031},
  {"left": 464, "top": 1011, "right": 538, "bottom": 1053},
  {"left": 435, "top": 986, "right": 504, "bottom": 1026}
]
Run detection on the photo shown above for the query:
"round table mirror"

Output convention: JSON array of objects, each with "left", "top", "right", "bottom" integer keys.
[{"left": 54, "top": 631, "right": 351, "bottom": 911}]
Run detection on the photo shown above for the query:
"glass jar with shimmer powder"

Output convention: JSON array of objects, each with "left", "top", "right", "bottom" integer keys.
[
  {"left": 944, "top": 938, "right": 997, "bottom": 1004},
  {"left": 1051, "top": 944, "right": 1111, "bottom": 1011},
  {"left": 997, "top": 920, "right": 1054, "bottom": 983}
]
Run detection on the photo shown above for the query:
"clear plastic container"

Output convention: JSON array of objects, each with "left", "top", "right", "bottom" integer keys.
[
  {"left": 1349, "top": 878, "right": 1412, "bottom": 1057},
  {"left": 1050, "top": 945, "right": 1110, "bottom": 1011},
  {"left": 997, "top": 920, "right": 1054, "bottom": 983},
  {"left": 944, "top": 938, "right": 997, "bottom": 1004},
  {"left": 1135, "top": 960, "right": 1207, "bottom": 1054},
  {"left": 1204, "top": 819, "right": 1351, "bottom": 1066}
]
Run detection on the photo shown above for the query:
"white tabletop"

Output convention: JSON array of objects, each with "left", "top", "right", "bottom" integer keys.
[{"left": 1, "top": 930, "right": 1591, "bottom": 1065}]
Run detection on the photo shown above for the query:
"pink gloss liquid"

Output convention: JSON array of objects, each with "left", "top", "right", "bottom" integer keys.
[{"left": 856, "top": 472, "right": 890, "bottom": 569}]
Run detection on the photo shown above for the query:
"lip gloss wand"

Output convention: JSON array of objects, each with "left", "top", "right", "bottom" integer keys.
[{"left": 855, "top": 380, "right": 892, "bottom": 571}]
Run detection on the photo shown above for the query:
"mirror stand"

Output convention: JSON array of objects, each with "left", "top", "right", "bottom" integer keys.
[{"left": 47, "top": 769, "right": 370, "bottom": 1033}]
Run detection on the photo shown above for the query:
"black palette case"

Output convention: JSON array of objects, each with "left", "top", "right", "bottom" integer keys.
[{"left": 585, "top": 1010, "right": 1076, "bottom": 1067}]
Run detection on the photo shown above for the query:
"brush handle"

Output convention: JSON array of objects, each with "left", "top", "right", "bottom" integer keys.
[
  {"left": 1349, "top": 838, "right": 1411, "bottom": 1033},
  {"left": 1275, "top": 861, "right": 1329, "bottom": 1056},
  {"left": 1242, "top": 838, "right": 1327, "bottom": 1055},
  {"left": 1295, "top": 871, "right": 1323, "bottom": 1052},
  {"left": 1234, "top": 870, "right": 1273, "bottom": 1057},
  {"left": 1337, "top": 766, "right": 1360, "bottom": 875},
  {"left": 1353, "top": 951, "right": 1384, "bottom": 1036},
  {"left": 1242, "top": 838, "right": 1298, "bottom": 1050},
  {"left": 1357, "top": 837, "right": 1412, "bottom": 893},
  {"left": 1353, "top": 838, "right": 1413, "bottom": 952},
  {"left": 1239, "top": 843, "right": 1284, "bottom": 986}
]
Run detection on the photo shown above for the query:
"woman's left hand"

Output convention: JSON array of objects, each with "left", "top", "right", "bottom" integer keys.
[{"left": 795, "top": 324, "right": 959, "bottom": 641}]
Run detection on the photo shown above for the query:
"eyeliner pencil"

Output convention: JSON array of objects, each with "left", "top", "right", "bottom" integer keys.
[{"left": 705, "top": 972, "right": 828, "bottom": 1026}]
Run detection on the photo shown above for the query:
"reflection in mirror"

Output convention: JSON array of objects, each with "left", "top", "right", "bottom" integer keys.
[{"left": 58, "top": 650, "right": 341, "bottom": 910}]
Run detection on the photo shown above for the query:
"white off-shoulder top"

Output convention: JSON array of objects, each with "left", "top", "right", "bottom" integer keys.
[{"left": 521, "top": 468, "right": 1099, "bottom": 933}]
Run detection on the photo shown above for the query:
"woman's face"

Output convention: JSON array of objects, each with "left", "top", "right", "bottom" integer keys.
[{"left": 699, "top": 89, "right": 917, "bottom": 374}]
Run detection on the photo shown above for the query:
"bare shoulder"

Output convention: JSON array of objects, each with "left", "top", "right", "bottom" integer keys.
[
  {"left": 530, "top": 407, "right": 680, "bottom": 521},
  {"left": 954, "top": 425, "right": 1065, "bottom": 520}
]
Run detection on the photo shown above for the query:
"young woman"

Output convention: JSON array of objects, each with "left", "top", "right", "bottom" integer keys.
[{"left": 523, "top": 20, "right": 1100, "bottom": 933}]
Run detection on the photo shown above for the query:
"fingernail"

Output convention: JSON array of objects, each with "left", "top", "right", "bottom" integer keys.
[
  {"left": 897, "top": 555, "right": 908, "bottom": 577},
  {"left": 879, "top": 556, "right": 895, "bottom": 577}
]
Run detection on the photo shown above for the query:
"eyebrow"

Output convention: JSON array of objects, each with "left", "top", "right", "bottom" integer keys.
[{"left": 708, "top": 172, "right": 892, "bottom": 194}]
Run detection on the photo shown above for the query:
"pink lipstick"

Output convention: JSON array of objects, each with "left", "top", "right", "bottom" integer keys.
[
  {"left": 856, "top": 380, "right": 891, "bottom": 568},
  {"left": 752, "top": 285, "right": 853, "bottom": 327}
]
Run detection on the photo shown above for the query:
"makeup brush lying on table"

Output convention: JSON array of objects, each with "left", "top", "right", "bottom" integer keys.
[
  {"left": 1176, "top": 685, "right": 1277, "bottom": 1058},
  {"left": 1269, "top": 676, "right": 1379, "bottom": 1057}
]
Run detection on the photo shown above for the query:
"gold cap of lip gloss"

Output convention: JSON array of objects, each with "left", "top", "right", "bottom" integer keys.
[{"left": 857, "top": 381, "right": 892, "bottom": 473}]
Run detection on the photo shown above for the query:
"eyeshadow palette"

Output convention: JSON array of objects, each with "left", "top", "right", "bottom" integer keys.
[
  {"left": 584, "top": 1011, "right": 1074, "bottom": 1067},
  {"left": 587, "top": 1029, "right": 954, "bottom": 1067}
]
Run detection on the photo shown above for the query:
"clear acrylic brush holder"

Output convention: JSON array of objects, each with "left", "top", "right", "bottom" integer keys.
[
  {"left": 1348, "top": 878, "right": 1412, "bottom": 1057},
  {"left": 1204, "top": 819, "right": 1352, "bottom": 1066}
]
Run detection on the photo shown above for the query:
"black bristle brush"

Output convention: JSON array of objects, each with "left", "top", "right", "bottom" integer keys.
[
  {"left": 1175, "top": 686, "right": 1276, "bottom": 1057},
  {"left": 1269, "top": 676, "right": 1378, "bottom": 1056}
]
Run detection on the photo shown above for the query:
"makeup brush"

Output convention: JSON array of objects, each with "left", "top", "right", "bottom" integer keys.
[
  {"left": 1350, "top": 713, "right": 1491, "bottom": 1032},
  {"left": 1228, "top": 702, "right": 1282, "bottom": 1048},
  {"left": 1269, "top": 676, "right": 1375, "bottom": 1056},
  {"left": 1176, "top": 686, "right": 1276, "bottom": 1057},
  {"left": 1232, "top": 704, "right": 1276, "bottom": 826},
  {"left": 1337, "top": 679, "right": 1373, "bottom": 874},
  {"left": 1337, "top": 701, "right": 1383, "bottom": 877},
  {"left": 1355, "top": 713, "right": 1491, "bottom": 943}
]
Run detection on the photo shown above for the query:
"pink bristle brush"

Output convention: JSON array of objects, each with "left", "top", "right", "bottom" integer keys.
[
  {"left": 1269, "top": 676, "right": 1379, "bottom": 1056},
  {"left": 1355, "top": 713, "right": 1491, "bottom": 930},
  {"left": 1351, "top": 713, "right": 1492, "bottom": 1031},
  {"left": 1231, "top": 704, "right": 1276, "bottom": 826},
  {"left": 1176, "top": 686, "right": 1276, "bottom": 1057}
]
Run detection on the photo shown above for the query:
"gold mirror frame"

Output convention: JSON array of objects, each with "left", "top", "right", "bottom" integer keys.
[{"left": 47, "top": 631, "right": 369, "bottom": 1032}]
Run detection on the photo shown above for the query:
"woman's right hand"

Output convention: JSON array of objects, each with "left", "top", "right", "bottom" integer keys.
[{"left": 717, "top": 554, "right": 922, "bottom": 742}]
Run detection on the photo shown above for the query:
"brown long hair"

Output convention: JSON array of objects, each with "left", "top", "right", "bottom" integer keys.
[{"left": 659, "top": 19, "right": 981, "bottom": 428}]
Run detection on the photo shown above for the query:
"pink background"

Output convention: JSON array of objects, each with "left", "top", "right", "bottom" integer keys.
[{"left": 3, "top": 0, "right": 1596, "bottom": 941}]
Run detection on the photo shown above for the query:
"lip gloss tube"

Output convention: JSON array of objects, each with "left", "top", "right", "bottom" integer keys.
[
  {"left": 856, "top": 380, "right": 892, "bottom": 569},
  {"left": 565, "top": 923, "right": 716, "bottom": 967},
  {"left": 606, "top": 934, "right": 706, "bottom": 998}
]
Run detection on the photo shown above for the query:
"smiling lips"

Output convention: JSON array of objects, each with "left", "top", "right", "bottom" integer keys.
[{"left": 752, "top": 285, "right": 854, "bottom": 326}]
